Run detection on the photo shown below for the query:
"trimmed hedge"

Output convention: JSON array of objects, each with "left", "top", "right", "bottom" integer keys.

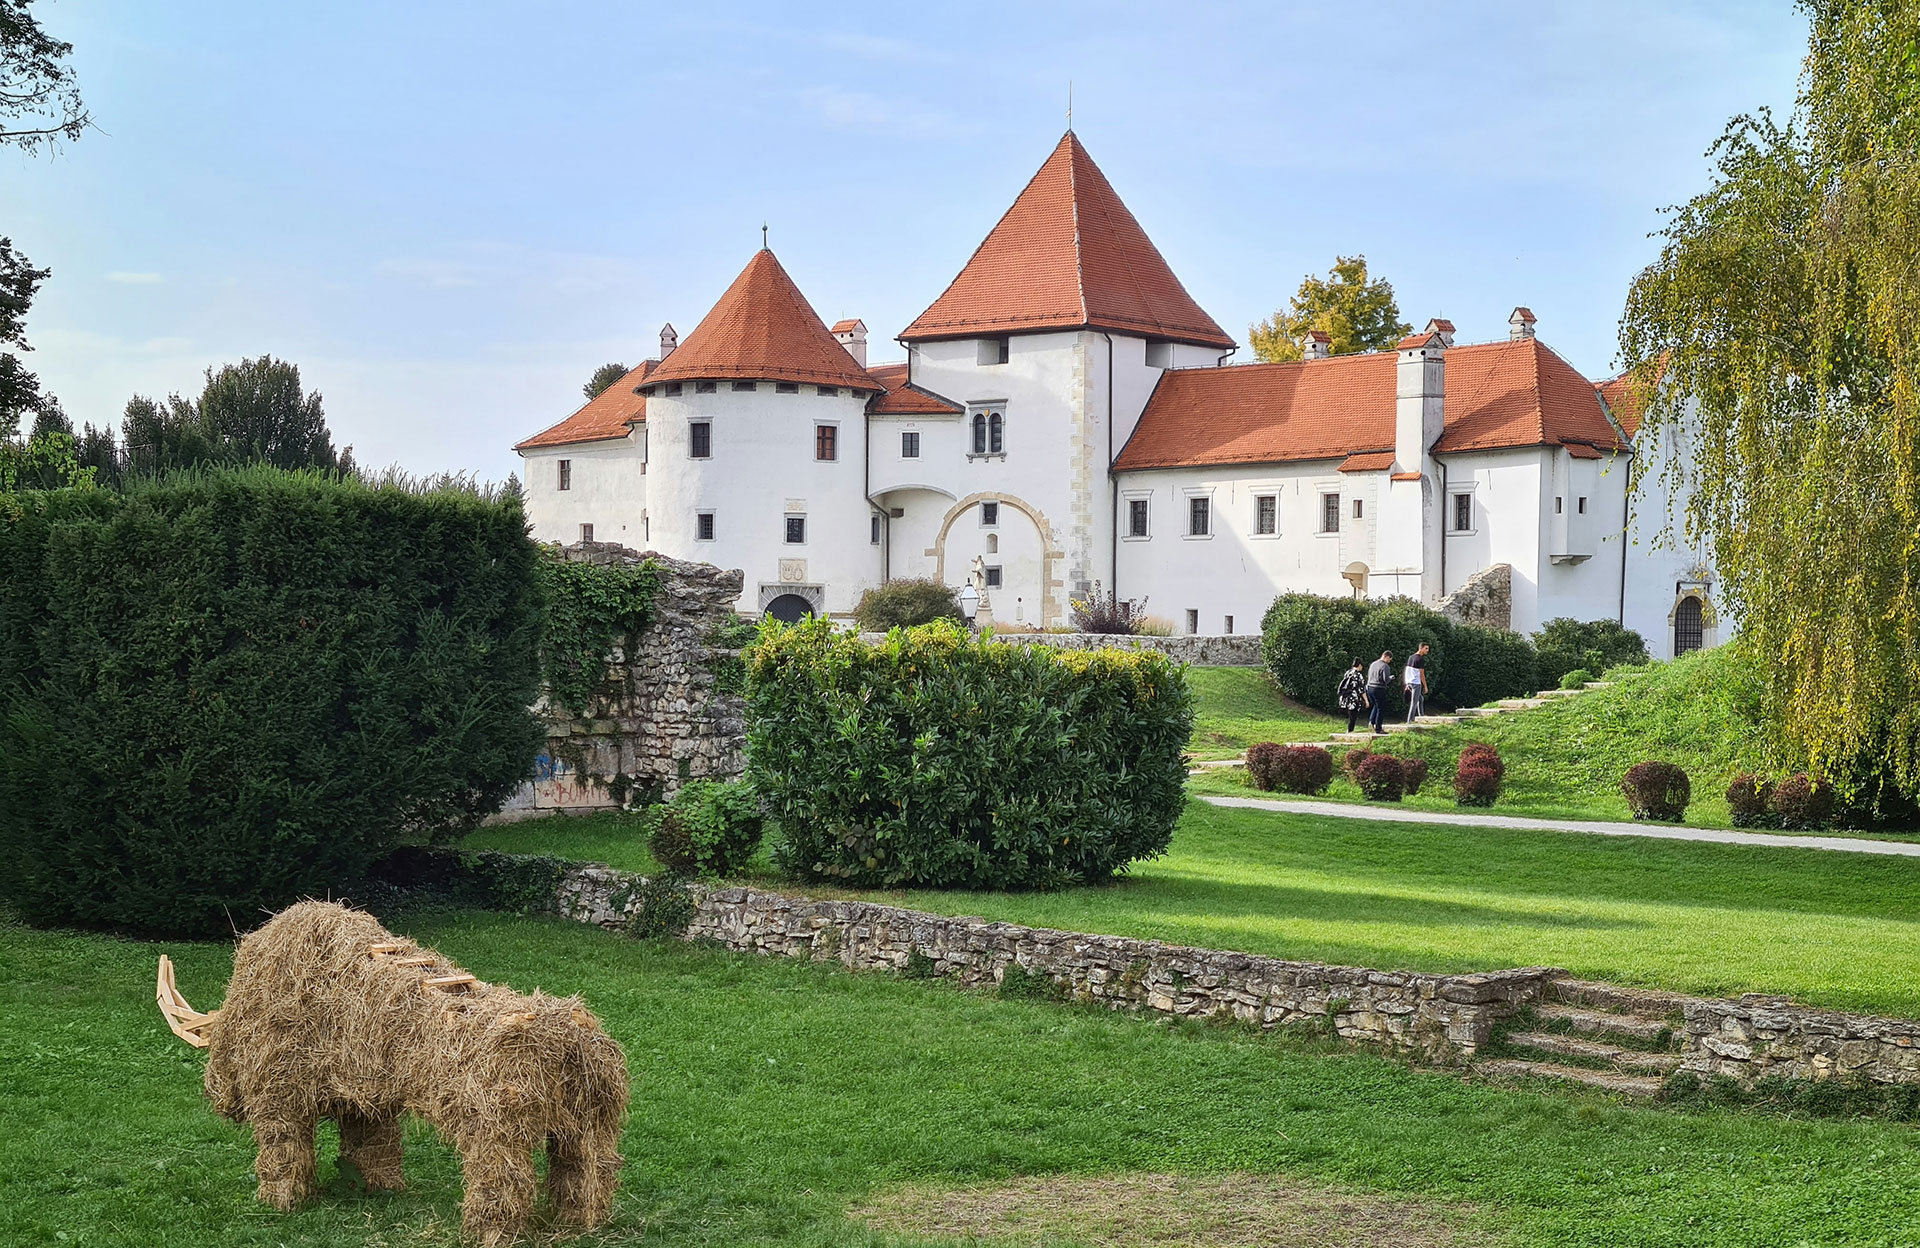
[
  {"left": 0, "top": 469, "right": 544, "bottom": 936},
  {"left": 649, "top": 779, "right": 765, "bottom": 877},
  {"left": 852, "top": 578, "right": 964, "bottom": 632},
  {"left": 1454, "top": 743, "right": 1505, "bottom": 807},
  {"left": 1354, "top": 754, "right": 1406, "bottom": 802},
  {"left": 1246, "top": 742, "right": 1333, "bottom": 795},
  {"left": 1260, "top": 593, "right": 1535, "bottom": 713},
  {"left": 1622, "top": 761, "right": 1692, "bottom": 822},
  {"left": 1534, "top": 617, "right": 1648, "bottom": 692},
  {"left": 1769, "top": 773, "right": 1835, "bottom": 830},
  {"left": 1727, "top": 773, "right": 1775, "bottom": 827},
  {"left": 746, "top": 619, "right": 1194, "bottom": 890}
]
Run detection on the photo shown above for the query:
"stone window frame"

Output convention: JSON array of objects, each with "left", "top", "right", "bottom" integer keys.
[
  {"left": 1182, "top": 486, "right": 1215, "bottom": 541},
  {"left": 815, "top": 422, "right": 839, "bottom": 462},
  {"left": 696, "top": 511, "right": 715, "bottom": 542},
  {"left": 557, "top": 459, "right": 572, "bottom": 491},
  {"left": 980, "top": 499, "right": 1000, "bottom": 528},
  {"left": 1122, "top": 488, "right": 1152, "bottom": 542},
  {"left": 1449, "top": 490, "right": 1476, "bottom": 535},
  {"left": 784, "top": 513, "right": 807, "bottom": 546},
  {"left": 1248, "top": 484, "right": 1281, "bottom": 540},
  {"left": 901, "top": 429, "right": 920, "bottom": 459},
  {"left": 1317, "top": 484, "right": 1342, "bottom": 537},
  {"left": 967, "top": 402, "right": 1007, "bottom": 460},
  {"left": 689, "top": 421, "right": 712, "bottom": 460}
]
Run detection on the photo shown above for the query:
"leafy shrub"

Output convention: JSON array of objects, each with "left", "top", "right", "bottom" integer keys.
[
  {"left": 1069, "top": 584, "right": 1148, "bottom": 634},
  {"left": 624, "top": 872, "right": 698, "bottom": 940},
  {"left": 1400, "top": 756, "right": 1430, "bottom": 795},
  {"left": 538, "top": 551, "right": 661, "bottom": 714},
  {"left": 853, "top": 578, "right": 964, "bottom": 632},
  {"left": 1533, "top": 617, "right": 1649, "bottom": 692},
  {"left": 648, "top": 779, "right": 765, "bottom": 877},
  {"left": 1454, "top": 743, "right": 1505, "bottom": 807},
  {"left": 1247, "top": 743, "right": 1332, "bottom": 795},
  {"left": 1726, "top": 773, "right": 1776, "bottom": 827},
  {"left": 1621, "top": 761, "right": 1692, "bottom": 821},
  {"left": 1260, "top": 592, "right": 1536, "bottom": 714},
  {"left": 1559, "top": 667, "right": 1596, "bottom": 690},
  {"left": 369, "top": 846, "right": 568, "bottom": 918},
  {"left": 1354, "top": 754, "right": 1406, "bottom": 801},
  {"left": 0, "top": 469, "right": 543, "bottom": 937},
  {"left": 1769, "top": 773, "right": 1836, "bottom": 830},
  {"left": 748, "top": 619, "right": 1193, "bottom": 891},
  {"left": 1341, "top": 747, "right": 1374, "bottom": 780}
]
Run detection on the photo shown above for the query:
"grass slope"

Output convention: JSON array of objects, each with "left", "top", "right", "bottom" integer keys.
[
  {"left": 1185, "top": 666, "right": 1338, "bottom": 760},
  {"left": 10, "top": 910, "right": 1920, "bottom": 1247}
]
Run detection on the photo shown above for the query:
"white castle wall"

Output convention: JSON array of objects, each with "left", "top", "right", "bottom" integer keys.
[{"left": 519, "top": 433, "right": 648, "bottom": 547}]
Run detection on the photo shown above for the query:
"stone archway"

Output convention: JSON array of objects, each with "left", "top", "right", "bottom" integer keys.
[
  {"left": 764, "top": 593, "right": 815, "bottom": 623},
  {"left": 926, "top": 491, "right": 1066, "bottom": 628},
  {"left": 1667, "top": 590, "right": 1717, "bottom": 657}
]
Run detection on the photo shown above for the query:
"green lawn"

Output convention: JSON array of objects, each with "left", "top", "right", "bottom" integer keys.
[
  {"left": 1183, "top": 666, "right": 1337, "bottom": 760},
  {"left": 469, "top": 809, "right": 663, "bottom": 873},
  {"left": 11, "top": 910, "right": 1920, "bottom": 1247}
]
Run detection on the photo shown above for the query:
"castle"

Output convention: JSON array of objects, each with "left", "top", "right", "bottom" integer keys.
[{"left": 517, "top": 132, "right": 1720, "bottom": 661}]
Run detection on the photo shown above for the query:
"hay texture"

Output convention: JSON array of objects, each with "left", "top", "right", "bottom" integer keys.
[{"left": 196, "top": 901, "right": 628, "bottom": 1245}]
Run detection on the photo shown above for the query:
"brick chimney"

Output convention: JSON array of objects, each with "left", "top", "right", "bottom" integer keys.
[
  {"left": 1299, "top": 329, "right": 1331, "bottom": 360},
  {"left": 1508, "top": 307, "right": 1537, "bottom": 340},
  {"left": 832, "top": 318, "right": 868, "bottom": 369},
  {"left": 659, "top": 323, "right": 678, "bottom": 359}
]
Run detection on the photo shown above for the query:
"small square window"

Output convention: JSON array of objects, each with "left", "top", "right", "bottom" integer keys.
[
  {"left": 815, "top": 425, "right": 838, "bottom": 461},
  {"left": 984, "top": 565, "right": 1002, "bottom": 589},
  {"left": 1321, "top": 493, "right": 1341, "bottom": 533},
  {"left": 1352, "top": 498, "right": 1364, "bottom": 520},
  {"left": 774, "top": 381, "right": 798, "bottom": 394},
  {"left": 695, "top": 380, "right": 717, "bottom": 394},
  {"left": 1555, "top": 496, "right": 1564, "bottom": 514},
  {"left": 818, "top": 385, "right": 839, "bottom": 397},
  {"left": 981, "top": 501, "right": 999, "bottom": 527},
  {"left": 732, "top": 381, "right": 757, "bottom": 392},
  {"left": 1452, "top": 493, "right": 1472, "bottom": 532},
  {"left": 1185, "top": 608, "right": 1199, "bottom": 635},
  {"left": 664, "top": 382, "right": 683, "bottom": 396},
  {"left": 978, "top": 336, "right": 1010, "bottom": 365},
  {"left": 1128, "top": 498, "right": 1149, "bottom": 538},
  {"left": 870, "top": 514, "right": 881, "bottom": 545},
  {"left": 690, "top": 422, "right": 711, "bottom": 459},
  {"left": 784, "top": 515, "right": 806, "bottom": 544},
  {"left": 901, "top": 431, "right": 920, "bottom": 458},
  {"left": 1189, "top": 496, "right": 1210, "bottom": 536},
  {"left": 1224, "top": 615, "right": 1234, "bottom": 634},
  {"left": 1254, "top": 494, "right": 1276, "bottom": 535},
  {"left": 696, "top": 512, "right": 715, "bottom": 541},
  {"left": 557, "top": 459, "right": 572, "bottom": 491},
  {"left": 579, "top": 523, "right": 594, "bottom": 542},
  {"left": 1577, "top": 496, "right": 1588, "bottom": 514}
]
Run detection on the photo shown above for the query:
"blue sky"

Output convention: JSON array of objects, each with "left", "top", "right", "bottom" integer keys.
[{"left": 3, "top": 1, "right": 1805, "bottom": 484}]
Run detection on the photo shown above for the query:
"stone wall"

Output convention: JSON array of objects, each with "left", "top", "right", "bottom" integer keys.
[
  {"left": 1681, "top": 995, "right": 1920, "bottom": 1085},
  {"left": 1439, "top": 562, "right": 1512, "bottom": 631},
  {"left": 498, "top": 543, "right": 746, "bottom": 817},
  {"left": 859, "top": 631, "right": 1265, "bottom": 666}
]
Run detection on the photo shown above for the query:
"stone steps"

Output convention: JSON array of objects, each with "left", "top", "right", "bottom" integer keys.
[
  {"left": 1549, "top": 976, "right": 1692, "bottom": 1020},
  {"left": 1535, "top": 1003, "right": 1675, "bottom": 1044},
  {"left": 1505, "top": 1031, "right": 1683, "bottom": 1075},
  {"left": 1415, "top": 715, "right": 1463, "bottom": 726},
  {"left": 1474, "top": 1058, "right": 1667, "bottom": 1098}
]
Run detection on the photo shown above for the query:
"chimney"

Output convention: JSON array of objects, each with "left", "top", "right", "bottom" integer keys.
[
  {"left": 832, "top": 318, "right": 868, "bottom": 368},
  {"left": 1299, "top": 329, "right": 1331, "bottom": 360},
  {"left": 1395, "top": 325, "right": 1446, "bottom": 472},
  {"left": 1508, "top": 307, "right": 1537, "bottom": 341},
  {"left": 659, "top": 323, "right": 678, "bottom": 359}
]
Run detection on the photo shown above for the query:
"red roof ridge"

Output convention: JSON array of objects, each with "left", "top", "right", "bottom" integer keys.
[
  {"left": 644, "top": 249, "right": 880, "bottom": 392},
  {"left": 515, "top": 361, "right": 652, "bottom": 451}
]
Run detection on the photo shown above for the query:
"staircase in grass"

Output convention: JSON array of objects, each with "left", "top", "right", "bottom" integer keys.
[{"left": 1475, "top": 977, "right": 1690, "bottom": 1097}]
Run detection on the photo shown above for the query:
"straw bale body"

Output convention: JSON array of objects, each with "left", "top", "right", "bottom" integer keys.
[{"left": 200, "top": 901, "right": 628, "bottom": 1244}]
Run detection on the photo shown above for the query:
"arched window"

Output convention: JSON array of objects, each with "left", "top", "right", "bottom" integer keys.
[
  {"left": 1674, "top": 596, "right": 1704, "bottom": 655},
  {"left": 988, "top": 411, "right": 1004, "bottom": 453},
  {"left": 971, "top": 412, "right": 987, "bottom": 455}
]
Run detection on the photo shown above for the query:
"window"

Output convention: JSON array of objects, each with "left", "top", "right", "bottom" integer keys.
[
  {"left": 732, "top": 381, "right": 757, "bottom": 392},
  {"left": 1145, "top": 340, "right": 1174, "bottom": 369},
  {"left": 1452, "top": 492, "right": 1472, "bottom": 532},
  {"left": 1185, "top": 609, "right": 1199, "bottom": 635},
  {"left": 1674, "top": 596, "right": 1704, "bottom": 655},
  {"left": 901, "top": 430, "right": 920, "bottom": 458},
  {"left": 1224, "top": 615, "right": 1235, "bottom": 634},
  {"left": 1352, "top": 498, "right": 1364, "bottom": 520},
  {"left": 818, "top": 385, "right": 839, "bottom": 397},
  {"left": 696, "top": 512, "right": 715, "bottom": 541},
  {"left": 981, "top": 501, "right": 999, "bottom": 527},
  {"left": 784, "top": 515, "right": 806, "bottom": 544},
  {"left": 1321, "top": 493, "right": 1341, "bottom": 533},
  {"left": 989, "top": 411, "right": 1004, "bottom": 453},
  {"left": 1555, "top": 496, "right": 1564, "bottom": 514},
  {"left": 579, "top": 523, "right": 593, "bottom": 542},
  {"left": 689, "top": 422, "right": 711, "bottom": 458},
  {"left": 775, "top": 381, "right": 799, "bottom": 394},
  {"left": 985, "top": 565, "right": 1002, "bottom": 588},
  {"left": 695, "top": 380, "right": 717, "bottom": 394},
  {"left": 1128, "top": 498, "right": 1149, "bottom": 538},
  {"left": 664, "top": 382, "right": 683, "bottom": 396},
  {"left": 978, "top": 335, "right": 1010, "bottom": 365},
  {"left": 971, "top": 412, "right": 986, "bottom": 454},
  {"left": 970, "top": 407, "right": 1005, "bottom": 455},
  {"left": 1254, "top": 494, "right": 1276, "bottom": 535},
  {"left": 557, "top": 459, "right": 572, "bottom": 491},
  {"left": 1188, "top": 496, "right": 1210, "bottom": 536},
  {"left": 1577, "top": 496, "right": 1588, "bottom": 515},
  {"left": 815, "top": 424, "right": 838, "bottom": 461},
  {"left": 870, "top": 514, "right": 882, "bottom": 545}
]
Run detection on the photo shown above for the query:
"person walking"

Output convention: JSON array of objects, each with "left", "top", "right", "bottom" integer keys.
[
  {"left": 1405, "top": 641, "right": 1432, "bottom": 723},
  {"left": 1365, "top": 650, "right": 1395, "bottom": 734},
  {"left": 1336, "top": 659, "right": 1368, "bottom": 733}
]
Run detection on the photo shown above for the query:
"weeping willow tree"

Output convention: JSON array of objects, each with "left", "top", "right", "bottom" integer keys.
[{"left": 1620, "top": 0, "right": 1920, "bottom": 803}]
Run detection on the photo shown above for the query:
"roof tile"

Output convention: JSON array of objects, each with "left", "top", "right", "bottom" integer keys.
[
  {"left": 645, "top": 249, "right": 879, "bottom": 391},
  {"left": 865, "top": 362, "right": 963, "bottom": 415},
  {"left": 515, "top": 360, "right": 653, "bottom": 450}
]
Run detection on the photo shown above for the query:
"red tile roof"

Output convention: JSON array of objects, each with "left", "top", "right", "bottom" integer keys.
[
  {"left": 829, "top": 318, "right": 864, "bottom": 334},
  {"left": 901, "top": 132, "right": 1234, "bottom": 350},
  {"left": 515, "top": 360, "right": 654, "bottom": 451},
  {"left": 1114, "top": 337, "right": 1624, "bottom": 471},
  {"left": 865, "top": 361, "right": 963, "bottom": 416},
  {"left": 644, "top": 249, "right": 880, "bottom": 391},
  {"left": 1595, "top": 369, "right": 1654, "bottom": 437},
  {"left": 1338, "top": 451, "right": 1396, "bottom": 473}
]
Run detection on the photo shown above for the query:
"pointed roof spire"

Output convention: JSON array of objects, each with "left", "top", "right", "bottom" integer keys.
[
  {"left": 901, "top": 133, "right": 1234, "bottom": 350},
  {"left": 644, "top": 249, "right": 879, "bottom": 391}
]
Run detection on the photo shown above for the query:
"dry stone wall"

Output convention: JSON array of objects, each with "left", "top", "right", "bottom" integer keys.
[
  {"left": 499, "top": 544, "right": 746, "bottom": 817},
  {"left": 1681, "top": 995, "right": 1920, "bottom": 1085}
]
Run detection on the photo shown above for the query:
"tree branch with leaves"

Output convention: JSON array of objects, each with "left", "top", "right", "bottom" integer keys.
[{"left": 1249, "top": 255, "right": 1411, "bottom": 362}]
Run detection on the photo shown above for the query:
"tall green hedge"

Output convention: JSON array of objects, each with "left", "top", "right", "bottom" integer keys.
[
  {"left": 746, "top": 620, "right": 1194, "bottom": 890},
  {"left": 0, "top": 469, "right": 543, "bottom": 936},
  {"left": 1260, "top": 592, "right": 1537, "bottom": 713}
]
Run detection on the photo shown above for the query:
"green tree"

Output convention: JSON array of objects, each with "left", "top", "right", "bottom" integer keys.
[
  {"left": 1619, "top": 0, "right": 1920, "bottom": 800},
  {"left": 583, "top": 361, "right": 629, "bottom": 400},
  {"left": 1249, "top": 255, "right": 1411, "bottom": 363},
  {"left": 0, "top": 237, "right": 50, "bottom": 437},
  {"left": 0, "top": 0, "right": 88, "bottom": 153},
  {"left": 119, "top": 357, "right": 350, "bottom": 477}
]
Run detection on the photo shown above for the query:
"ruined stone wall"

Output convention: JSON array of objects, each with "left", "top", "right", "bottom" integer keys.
[
  {"left": 1440, "top": 562, "right": 1512, "bottom": 631},
  {"left": 498, "top": 544, "right": 746, "bottom": 817}
]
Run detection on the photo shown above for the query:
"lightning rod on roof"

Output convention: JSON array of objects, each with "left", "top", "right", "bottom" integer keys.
[
  {"left": 1067, "top": 81, "right": 1073, "bottom": 132},
  {"left": 761, "top": 222, "right": 768, "bottom": 249}
]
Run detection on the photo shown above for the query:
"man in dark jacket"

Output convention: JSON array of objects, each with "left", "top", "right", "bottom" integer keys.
[{"left": 1365, "top": 651, "right": 1395, "bottom": 734}]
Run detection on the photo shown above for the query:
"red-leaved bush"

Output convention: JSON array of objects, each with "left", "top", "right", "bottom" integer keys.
[
  {"left": 1621, "top": 761, "right": 1691, "bottom": 821},
  {"left": 1247, "top": 743, "right": 1335, "bottom": 795},
  {"left": 1453, "top": 743, "right": 1504, "bottom": 807},
  {"left": 1726, "top": 773, "right": 1775, "bottom": 828},
  {"left": 1341, "top": 747, "right": 1374, "bottom": 781},
  {"left": 1355, "top": 754, "right": 1407, "bottom": 801},
  {"left": 1768, "top": 772, "right": 1835, "bottom": 830},
  {"left": 1399, "top": 756, "right": 1429, "bottom": 795},
  {"left": 1245, "top": 742, "right": 1288, "bottom": 791}
]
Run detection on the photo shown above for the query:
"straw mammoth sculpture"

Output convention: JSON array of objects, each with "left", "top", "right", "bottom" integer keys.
[{"left": 157, "top": 901, "right": 628, "bottom": 1245}]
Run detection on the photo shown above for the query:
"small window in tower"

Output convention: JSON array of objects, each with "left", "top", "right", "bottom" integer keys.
[
  {"left": 775, "top": 381, "right": 799, "bottom": 394},
  {"left": 971, "top": 412, "right": 986, "bottom": 454},
  {"left": 1189, "top": 496, "right": 1210, "bottom": 536},
  {"left": 732, "top": 381, "right": 757, "bottom": 392},
  {"left": 1353, "top": 498, "right": 1364, "bottom": 520},
  {"left": 664, "top": 382, "right": 683, "bottom": 396},
  {"left": 1578, "top": 496, "right": 1588, "bottom": 514},
  {"left": 1321, "top": 493, "right": 1341, "bottom": 533},
  {"left": 1555, "top": 496, "right": 1564, "bottom": 514},
  {"left": 1129, "top": 498, "right": 1149, "bottom": 538},
  {"left": 901, "top": 430, "right": 920, "bottom": 458},
  {"left": 981, "top": 501, "right": 999, "bottom": 527},
  {"left": 1224, "top": 614, "right": 1234, "bottom": 634},
  {"left": 557, "top": 459, "right": 572, "bottom": 491},
  {"left": 870, "top": 514, "right": 881, "bottom": 545},
  {"left": 978, "top": 336, "right": 1010, "bottom": 365},
  {"left": 579, "top": 523, "right": 594, "bottom": 543},
  {"left": 690, "top": 422, "right": 711, "bottom": 459},
  {"left": 815, "top": 424, "right": 838, "bottom": 461},
  {"left": 1254, "top": 494, "right": 1277, "bottom": 535},
  {"left": 695, "top": 381, "right": 717, "bottom": 394},
  {"left": 785, "top": 515, "right": 806, "bottom": 545},
  {"left": 985, "top": 565, "right": 1002, "bottom": 589},
  {"left": 818, "top": 385, "right": 839, "bottom": 397},
  {"left": 696, "top": 511, "right": 715, "bottom": 541}
]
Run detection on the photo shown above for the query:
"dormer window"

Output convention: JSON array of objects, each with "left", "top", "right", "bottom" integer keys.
[
  {"left": 977, "top": 336, "right": 1010, "bottom": 366},
  {"left": 1145, "top": 340, "right": 1175, "bottom": 369}
]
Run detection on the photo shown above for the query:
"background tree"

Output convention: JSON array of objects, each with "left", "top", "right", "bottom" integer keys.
[
  {"left": 583, "top": 361, "right": 629, "bottom": 400},
  {"left": 1249, "top": 255, "right": 1411, "bottom": 362},
  {"left": 1619, "top": 0, "right": 1920, "bottom": 803},
  {"left": 119, "top": 357, "right": 350, "bottom": 477},
  {"left": 0, "top": 0, "right": 88, "bottom": 153},
  {"left": 0, "top": 237, "right": 50, "bottom": 437}
]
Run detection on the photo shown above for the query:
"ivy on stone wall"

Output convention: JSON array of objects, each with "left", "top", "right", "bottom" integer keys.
[{"left": 538, "top": 550, "right": 662, "bottom": 715}]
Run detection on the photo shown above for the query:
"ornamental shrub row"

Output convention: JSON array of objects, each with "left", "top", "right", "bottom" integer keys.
[
  {"left": 746, "top": 619, "right": 1194, "bottom": 890},
  {"left": 1259, "top": 593, "right": 1540, "bottom": 713},
  {"left": 1728, "top": 771, "right": 1837, "bottom": 830},
  {"left": 0, "top": 469, "right": 544, "bottom": 936},
  {"left": 1246, "top": 742, "right": 1333, "bottom": 795}
]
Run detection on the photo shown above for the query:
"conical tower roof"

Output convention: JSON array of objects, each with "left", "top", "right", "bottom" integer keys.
[
  {"left": 646, "top": 249, "right": 879, "bottom": 391},
  {"left": 901, "top": 133, "right": 1233, "bottom": 349}
]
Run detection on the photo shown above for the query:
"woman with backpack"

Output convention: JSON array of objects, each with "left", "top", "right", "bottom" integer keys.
[{"left": 1336, "top": 659, "right": 1368, "bottom": 733}]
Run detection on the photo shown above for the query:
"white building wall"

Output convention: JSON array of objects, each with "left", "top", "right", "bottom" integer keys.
[
  {"left": 1622, "top": 414, "right": 1725, "bottom": 660},
  {"left": 519, "top": 433, "right": 647, "bottom": 546}
]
